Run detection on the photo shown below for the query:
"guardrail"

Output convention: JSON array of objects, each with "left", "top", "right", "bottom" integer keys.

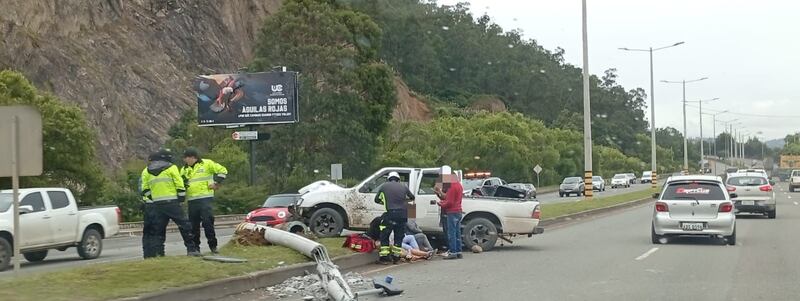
[{"left": 115, "top": 214, "right": 247, "bottom": 237}]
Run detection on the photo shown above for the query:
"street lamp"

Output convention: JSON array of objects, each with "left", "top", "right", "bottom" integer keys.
[
  {"left": 685, "top": 98, "right": 719, "bottom": 168},
  {"left": 757, "top": 131, "right": 765, "bottom": 160},
  {"left": 581, "top": 0, "right": 593, "bottom": 198},
  {"left": 661, "top": 77, "right": 709, "bottom": 173},
  {"left": 619, "top": 41, "right": 684, "bottom": 187},
  {"left": 701, "top": 110, "right": 728, "bottom": 174}
]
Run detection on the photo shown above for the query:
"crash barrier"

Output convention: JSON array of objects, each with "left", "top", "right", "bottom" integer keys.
[
  {"left": 236, "top": 223, "right": 403, "bottom": 300},
  {"left": 119, "top": 214, "right": 247, "bottom": 230}
]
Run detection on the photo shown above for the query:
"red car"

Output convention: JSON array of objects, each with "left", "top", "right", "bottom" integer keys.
[{"left": 244, "top": 194, "right": 301, "bottom": 227}]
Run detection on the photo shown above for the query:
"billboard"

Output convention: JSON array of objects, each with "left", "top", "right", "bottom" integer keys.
[
  {"left": 780, "top": 155, "right": 800, "bottom": 169},
  {"left": 193, "top": 71, "right": 299, "bottom": 126}
]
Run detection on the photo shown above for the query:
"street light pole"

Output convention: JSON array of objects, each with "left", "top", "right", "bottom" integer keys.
[
  {"left": 618, "top": 41, "right": 683, "bottom": 187},
  {"left": 581, "top": 0, "right": 593, "bottom": 198},
  {"left": 662, "top": 77, "right": 708, "bottom": 173},
  {"left": 686, "top": 98, "right": 719, "bottom": 173}
]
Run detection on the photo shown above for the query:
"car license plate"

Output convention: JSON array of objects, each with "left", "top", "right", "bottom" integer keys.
[
  {"left": 681, "top": 222, "right": 704, "bottom": 231},
  {"left": 742, "top": 201, "right": 755, "bottom": 206}
]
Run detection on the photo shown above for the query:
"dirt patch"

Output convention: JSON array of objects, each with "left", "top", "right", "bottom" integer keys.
[{"left": 392, "top": 77, "right": 432, "bottom": 122}]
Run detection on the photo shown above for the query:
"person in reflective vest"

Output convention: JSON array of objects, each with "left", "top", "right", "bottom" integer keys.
[
  {"left": 140, "top": 149, "right": 200, "bottom": 258},
  {"left": 181, "top": 148, "right": 228, "bottom": 254},
  {"left": 373, "top": 171, "right": 415, "bottom": 264}
]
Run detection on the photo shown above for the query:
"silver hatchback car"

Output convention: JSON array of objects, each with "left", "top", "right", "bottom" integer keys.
[
  {"left": 726, "top": 172, "right": 776, "bottom": 218},
  {"left": 651, "top": 175, "right": 736, "bottom": 245}
]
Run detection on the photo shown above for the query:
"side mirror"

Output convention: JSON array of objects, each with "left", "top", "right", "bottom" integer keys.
[
  {"left": 19, "top": 205, "right": 34, "bottom": 214},
  {"left": 769, "top": 180, "right": 776, "bottom": 186},
  {"left": 430, "top": 200, "right": 437, "bottom": 205},
  {"left": 729, "top": 193, "right": 738, "bottom": 199},
  {"left": 652, "top": 193, "right": 660, "bottom": 199},
  {"left": 358, "top": 185, "right": 371, "bottom": 193}
]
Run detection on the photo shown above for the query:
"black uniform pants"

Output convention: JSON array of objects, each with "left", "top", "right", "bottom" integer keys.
[
  {"left": 379, "top": 209, "right": 407, "bottom": 257},
  {"left": 188, "top": 198, "right": 217, "bottom": 250},
  {"left": 142, "top": 201, "right": 198, "bottom": 258}
]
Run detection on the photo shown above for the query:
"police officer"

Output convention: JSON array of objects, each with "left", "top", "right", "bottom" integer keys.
[
  {"left": 374, "top": 172, "right": 415, "bottom": 264},
  {"left": 140, "top": 149, "right": 201, "bottom": 258},
  {"left": 181, "top": 148, "right": 228, "bottom": 254}
]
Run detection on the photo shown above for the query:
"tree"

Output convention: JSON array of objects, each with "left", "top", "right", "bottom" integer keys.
[{"left": 0, "top": 70, "right": 105, "bottom": 202}]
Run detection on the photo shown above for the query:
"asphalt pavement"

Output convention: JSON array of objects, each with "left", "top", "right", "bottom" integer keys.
[
  {"left": 0, "top": 227, "right": 236, "bottom": 278},
  {"left": 535, "top": 181, "right": 653, "bottom": 204},
  {"left": 227, "top": 182, "right": 800, "bottom": 301}
]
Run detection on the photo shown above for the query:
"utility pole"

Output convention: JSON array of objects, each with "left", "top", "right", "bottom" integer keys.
[
  {"left": 662, "top": 77, "right": 708, "bottom": 173},
  {"left": 581, "top": 0, "right": 593, "bottom": 198}
]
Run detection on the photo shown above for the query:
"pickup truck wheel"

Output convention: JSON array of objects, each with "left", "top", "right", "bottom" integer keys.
[
  {"left": 0, "top": 237, "right": 10, "bottom": 271},
  {"left": 462, "top": 218, "right": 498, "bottom": 252},
  {"left": 78, "top": 229, "right": 103, "bottom": 260},
  {"left": 309, "top": 208, "right": 344, "bottom": 237},
  {"left": 23, "top": 250, "right": 48, "bottom": 262}
]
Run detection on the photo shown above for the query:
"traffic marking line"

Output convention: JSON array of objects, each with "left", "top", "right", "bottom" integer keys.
[
  {"left": 794, "top": 201, "right": 798, "bottom": 206},
  {"left": 635, "top": 247, "right": 659, "bottom": 261}
]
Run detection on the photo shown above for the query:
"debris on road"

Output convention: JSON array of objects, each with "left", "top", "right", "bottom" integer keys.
[{"left": 265, "top": 272, "right": 371, "bottom": 300}]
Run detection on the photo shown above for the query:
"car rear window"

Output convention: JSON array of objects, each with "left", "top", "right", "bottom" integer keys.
[
  {"left": 662, "top": 182, "right": 726, "bottom": 201},
  {"left": 563, "top": 177, "right": 580, "bottom": 184},
  {"left": 727, "top": 176, "right": 767, "bottom": 186},
  {"left": 613, "top": 175, "right": 626, "bottom": 179}
]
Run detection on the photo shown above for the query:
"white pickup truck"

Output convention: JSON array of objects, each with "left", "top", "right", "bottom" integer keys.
[
  {"left": 0, "top": 188, "right": 121, "bottom": 271},
  {"left": 790, "top": 170, "right": 800, "bottom": 192},
  {"left": 294, "top": 167, "right": 544, "bottom": 251}
]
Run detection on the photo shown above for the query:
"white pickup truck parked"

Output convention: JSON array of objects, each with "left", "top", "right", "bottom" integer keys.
[
  {"left": 294, "top": 167, "right": 544, "bottom": 251},
  {"left": 0, "top": 188, "right": 121, "bottom": 271}
]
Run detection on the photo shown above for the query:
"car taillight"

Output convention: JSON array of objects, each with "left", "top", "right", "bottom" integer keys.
[
  {"left": 655, "top": 202, "right": 668, "bottom": 212},
  {"left": 759, "top": 185, "right": 773, "bottom": 192},
  {"left": 532, "top": 205, "right": 541, "bottom": 219},
  {"left": 719, "top": 202, "right": 733, "bottom": 213},
  {"left": 115, "top": 207, "right": 122, "bottom": 223},
  {"left": 726, "top": 186, "right": 736, "bottom": 192}
]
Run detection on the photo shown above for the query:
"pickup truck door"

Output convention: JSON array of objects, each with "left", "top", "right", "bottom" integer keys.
[
  {"left": 45, "top": 190, "right": 78, "bottom": 244},
  {"left": 19, "top": 192, "right": 54, "bottom": 248},
  {"left": 415, "top": 168, "right": 444, "bottom": 232},
  {"left": 355, "top": 169, "right": 415, "bottom": 228}
]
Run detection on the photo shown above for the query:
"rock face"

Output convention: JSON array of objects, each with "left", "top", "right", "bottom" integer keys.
[{"left": 0, "top": 0, "right": 281, "bottom": 168}]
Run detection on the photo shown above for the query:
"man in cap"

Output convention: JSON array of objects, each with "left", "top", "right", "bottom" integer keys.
[
  {"left": 140, "top": 149, "right": 201, "bottom": 258},
  {"left": 181, "top": 148, "right": 228, "bottom": 254},
  {"left": 374, "top": 171, "right": 415, "bottom": 264}
]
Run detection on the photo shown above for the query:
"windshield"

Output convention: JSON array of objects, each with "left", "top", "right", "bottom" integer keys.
[
  {"left": 592, "top": 176, "right": 602, "bottom": 181},
  {"left": 793, "top": 171, "right": 800, "bottom": 177},
  {"left": 0, "top": 193, "right": 10, "bottom": 213},
  {"left": 662, "top": 182, "right": 726, "bottom": 201},
  {"left": 262, "top": 195, "right": 299, "bottom": 208},
  {"left": 613, "top": 175, "right": 626, "bottom": 179},
  {"left": 727, "top": 176, "right": 768, "bottom": 186},
  {"left": 563, "top": 177, "right": 580, "bottom": 184},
  {"left": 642, "top": 171, "right": 651, "bottom": 176},
  {"left": 462, "top": 179, "right": 485, "bottom": 191}
]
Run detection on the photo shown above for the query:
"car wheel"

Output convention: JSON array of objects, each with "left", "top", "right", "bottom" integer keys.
[
  {"left": 768, "top": 209, "right": 776, "bottom": 219},
  {"left": 309, "top": 208, "right": 345, "bottom": 237},
  {"left": 462, "top": 217, "right": 499, "bottom": 252},
  {"left": 725, "top": 227, "right": 736, "bottom": 246},
  {"left": 0, "top": 237, "right": 10, "bottom": 271},
  {"left": 78, "top": 229, "right": 103, "bottom": 260},
  {"left": 651, "top": 224, "right": 663, "bottom": 244},
  {"left": 23, "top": 250, "right": 48, "bottom": 262}
]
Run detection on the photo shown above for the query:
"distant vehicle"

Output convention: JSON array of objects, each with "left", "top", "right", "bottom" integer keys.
[
  {"left": 737, "top": 169, "right": 768, "bottom": 179},
  {"left": 725, "top": 167, "right": 739, "bottom": 175},
  {"left": 625, "top": 173, "right": 637, "bottom": 184},
  {"left": 726, "top": 173, "right": 776, "bottom": 218},
  {"left": 640, "top": 171, "right": 653, "bottom": 183},
  {"left": 245, "top": 194, "right": 303, "bottom": 232},
  {"left": 791, "top": 170, "right": 800, "bottom": 192},
  {"left": 559, "top": 177, "right": 584, "bottom": 197},
  {"left": 461, "top": 172, "right": 506, "bottom": 196},
  {"left": 591, "top": 176, "right": 605, "bottom": 191},
  {"left": 507, "top": 183, "right": 537, "bottom": 199},
  {"left": 651, "top": 175, "right": 736, "bottom": 245},
  {"left": 611, "top": 174, "right": 630, "bottom": 189},
  {"left": 0, "top": 188, "right": 121, "bottom": 271}
]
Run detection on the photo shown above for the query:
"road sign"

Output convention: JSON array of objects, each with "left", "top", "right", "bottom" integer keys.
[
  {"left": 533, "top": 164, "right": 543, "bottom": 174},
  {"left": 0, "top": 106, "right": 43, "bottom": 274},
  {"left": 232, "top": 131, "right": 258, "bottom": 141},
  {"left": 331, "top": 164, "right": 343, "bottom": 181}
]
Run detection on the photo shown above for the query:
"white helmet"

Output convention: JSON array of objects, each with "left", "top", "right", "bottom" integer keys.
[{"left": 388, "top": 171, "right": 401, "bottom": 181}]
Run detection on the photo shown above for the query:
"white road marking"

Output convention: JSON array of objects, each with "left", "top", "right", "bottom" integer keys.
[{"left": 635, "top": 247, "right": 659, "bottom": 261}]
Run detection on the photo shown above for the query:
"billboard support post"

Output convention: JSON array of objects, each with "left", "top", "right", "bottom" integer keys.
[{"left": 249, "top": 125, "right": 256, "bottom": 186}]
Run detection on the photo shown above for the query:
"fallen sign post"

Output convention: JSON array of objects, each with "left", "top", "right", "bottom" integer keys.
[
  {"left": 234, "top": 222, "right": 404, "bottom": 300},
  {"left": 0, "top": 106, "right": 43, "bottom": 274}
]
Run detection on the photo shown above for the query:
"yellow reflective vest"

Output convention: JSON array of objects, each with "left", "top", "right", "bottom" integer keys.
[
  {"left": 141, "top": 165, "right": 185, "bottom": 202},
  {"left": 180, "top": 159, "right": 228, "bottom": 201}
]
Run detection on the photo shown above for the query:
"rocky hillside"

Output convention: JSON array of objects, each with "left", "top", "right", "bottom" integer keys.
[{"left": 0, "top": 0, "right": 281, "bottom": 168}]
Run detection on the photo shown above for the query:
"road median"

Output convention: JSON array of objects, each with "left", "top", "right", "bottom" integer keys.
[{"left": 539, "top": 188, "right": 656, "bottom": 227}]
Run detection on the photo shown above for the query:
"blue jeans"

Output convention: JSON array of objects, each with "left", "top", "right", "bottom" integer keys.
[{"left": 446, "top": 212, "right": 462, "bottom": 254}]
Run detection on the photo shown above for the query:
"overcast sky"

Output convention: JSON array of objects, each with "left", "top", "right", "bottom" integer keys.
[{"left": 437, "top": 0, "right": 800, "bottom": 141}]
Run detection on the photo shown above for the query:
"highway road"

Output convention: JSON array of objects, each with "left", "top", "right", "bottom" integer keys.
[
  {"left": 228, "top": 182, "right": 799, "bottom": 301},
  {"left": 535, "top": 181, "right": 653, "bottom": 204},
  {"left": 0, "top": 228, "right": 237, "bottom": 278}
]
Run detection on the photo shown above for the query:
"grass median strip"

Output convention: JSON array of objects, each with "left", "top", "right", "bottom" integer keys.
[
  {"left": 541, "top": 188, "right": 656, "bottom": 220},
  {"left": 0, "top": 238, "right": 352, "bottom": 301}
]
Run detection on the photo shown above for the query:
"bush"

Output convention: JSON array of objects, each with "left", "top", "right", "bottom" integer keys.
[{"left": 213, "top": 183, "right": 269, "bottom": 215}]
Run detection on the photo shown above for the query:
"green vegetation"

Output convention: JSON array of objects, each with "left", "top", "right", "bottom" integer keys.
[
  {"left": 0, "top": 238, "right": 352, "bottom": 301},
  {"left": 540, "top": 189, "right": 656, "bottom": 220},
  {"left": 781, "top": 133, "right": 800, "bottom": 155},
  {"left": 0, "top": 70, "right": 105, "bottom": 201}
]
